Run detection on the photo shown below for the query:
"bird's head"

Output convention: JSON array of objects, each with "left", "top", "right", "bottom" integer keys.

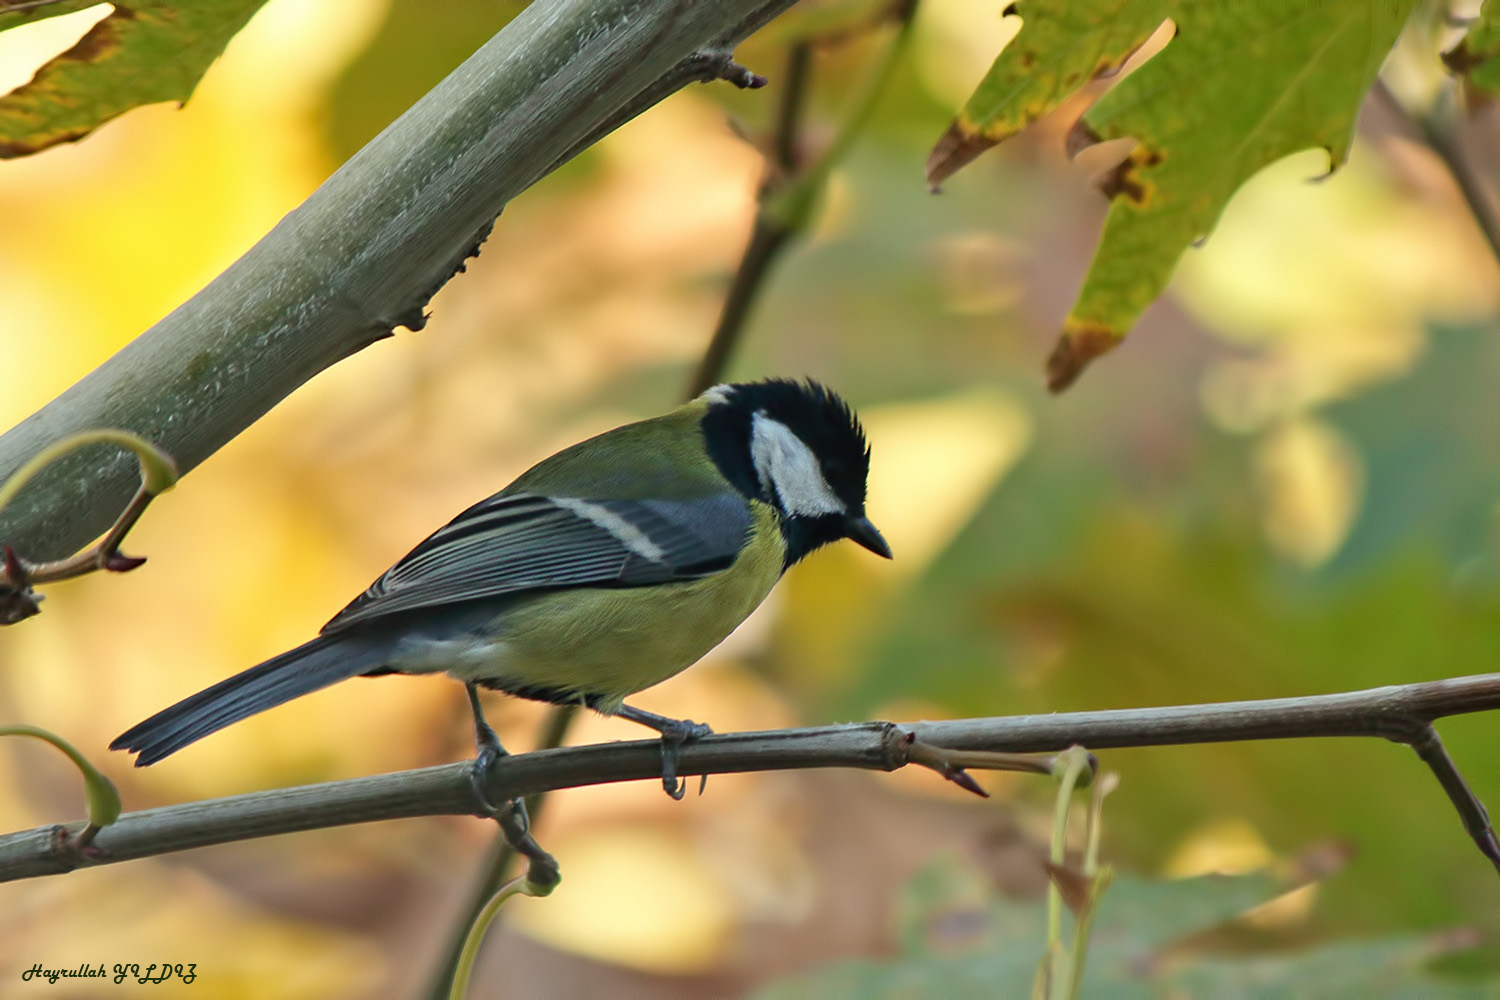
[{"left": 700, "top": 379, "right": 891, "bottom": 569}]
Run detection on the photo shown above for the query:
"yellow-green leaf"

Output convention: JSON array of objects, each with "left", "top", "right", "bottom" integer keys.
[
  {"left": 0, "top": 428, "right": 177, "bottom": 520},
  {"left": 0, "top": 2, "right": 108, "bottom": 29},
  {"left": 926, "top": 0, "right": 1165, "bottom": 186},
  {"left": 0, "top": 0, "right": 271, "bottom": 159},
  {"left": 1444, "top": 0, "right": 1500, "bottom": 98},
  {"left": 0, "top": 724, "right": 122, "bottom": 829},
  {"left": 932, "top": 1, "right": 1417, "bottom": 390}
]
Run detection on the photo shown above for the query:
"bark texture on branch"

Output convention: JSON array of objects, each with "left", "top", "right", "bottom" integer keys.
[
  {"left": 0, "top": 0, "right": 794, "bottom": 561},
  {"left": 5, "top": 674, "right": 1500, "bottom": 882}
]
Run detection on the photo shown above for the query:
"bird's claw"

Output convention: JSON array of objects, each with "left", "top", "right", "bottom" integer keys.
[
  {"left": 469, "top": 744, "right": 508, "bottom": 816},
  {"left": 463, "top": 681, "right": 513, "bottom": 814},
  {"left": 657, "top": 718, "right": 711, "bottom": 800}
]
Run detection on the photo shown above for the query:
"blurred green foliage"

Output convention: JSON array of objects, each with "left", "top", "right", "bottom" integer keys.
[
  {"left": 0, "top": 0, "right": 1496, "bottom": 993},
  {"left": 1326, "top": 327, "right": 1500, "bottom": 577},
  {"left": 323, "top": 0, "right": 524, "bottom": 163},
  {"left": 758, "top": 857, "right": 1500, "bottom": 998}
]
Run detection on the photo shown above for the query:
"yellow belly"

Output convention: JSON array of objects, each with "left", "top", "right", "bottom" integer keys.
[{"left": 447, "top": 503, "right": 784, "bottom": 711}]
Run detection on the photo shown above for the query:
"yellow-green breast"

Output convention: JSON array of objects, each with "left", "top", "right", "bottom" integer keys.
[{"left": 485, "top": 501, "right": 785, "bottom": 710}]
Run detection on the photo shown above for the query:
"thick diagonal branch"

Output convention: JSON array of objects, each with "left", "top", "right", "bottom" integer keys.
[{"left": 0, "top": 0, "right": 797, "bottom": 562}]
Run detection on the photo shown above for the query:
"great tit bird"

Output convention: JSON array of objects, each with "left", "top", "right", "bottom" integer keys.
[{"left": 112, "top": 379, "right": 890, "bottom": 795}]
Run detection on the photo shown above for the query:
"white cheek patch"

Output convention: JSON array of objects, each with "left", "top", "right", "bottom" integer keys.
[{"left": 750, "top": 412, "right": 847, "bottom": 517}]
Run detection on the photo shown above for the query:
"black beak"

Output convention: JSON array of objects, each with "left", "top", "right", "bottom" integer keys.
[{"left": 845, "top": 515, "right": 892, "bottom": 559}]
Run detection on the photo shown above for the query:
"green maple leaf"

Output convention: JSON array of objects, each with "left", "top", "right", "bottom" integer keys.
[
  {"left": 929, "top": 0, "right": 1417, "bottom": 391},
  {"left": 1445, "top": 0, "right": 1500, "bottom": 98},
  {"left": 0, "top": 0, "right": 270, "bottom": 158}
]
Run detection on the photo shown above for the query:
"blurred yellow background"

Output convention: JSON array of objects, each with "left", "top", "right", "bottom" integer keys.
[{"left": 1, "top": 0, "right": 1498, "bottom": 995}]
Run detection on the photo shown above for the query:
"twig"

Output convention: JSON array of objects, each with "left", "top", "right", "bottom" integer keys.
[
  {"left": 905, "top": 737, "right": 1085, "bottom": 795},
  {"left": 7, "top": 673, "right": 1500, "bottom": 882},
  {"left": 487, "top": 795, "right": 559, "bottom": 893},
  {"left": 771, "top": 43, "right": 813, "bottom": 175},
  {"left": 0, "top": 430, "right": 177, "bottom": 623},
  {"left": 687, "top": 41, "right": 817, "bottom": 398},
  {"left": 539, "top": 43, "right": 773, "bottom": 182},
  {"left": 2, "top": 486, "right": 150, "bottom": 583},
  {"left": 688, "top": 203, "right": 803, "bottom": 397},
  {"left": 916, "top": 674, "right": 1500, "bottom": 873},
  {"left": 1374, "top": 77, "right": 1500, "bottom": 270},
  {"left": 1044, "top": 746, "right": 1093, "bottom": 992},
  {"left": 447, "top": 867, "right": 555, "bottom": 1000},
  {"left": 0, "top": 0, "right": 77, "bottom": 16},
  {"left": 687, "top": 3, "right": 918, "bottom": 397},
  {"left": 1407, "top": 724, "right": 1500, "bottom": 869}
]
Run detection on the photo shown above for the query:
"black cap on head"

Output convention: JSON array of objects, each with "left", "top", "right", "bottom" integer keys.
[{"left": 701, "top": 379, "right": 890, "bottom": 568}]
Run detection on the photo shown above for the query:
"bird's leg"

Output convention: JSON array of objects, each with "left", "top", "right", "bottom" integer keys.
[
  {"left": 464, "top": 685, "right": 557, "bottom": 889},
  {"left": 466, "top": 682, "right": 513, "bottom": 816},
  {"left": 614, "top": 703, "right": 712, "bottom": 800}
]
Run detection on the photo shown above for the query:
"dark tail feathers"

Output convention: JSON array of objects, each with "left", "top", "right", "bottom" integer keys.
[{"left": 111, "top": 633, "right": 392, "bottom": 766}]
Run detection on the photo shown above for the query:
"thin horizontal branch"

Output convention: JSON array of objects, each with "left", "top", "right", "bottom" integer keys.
[
  {"left": 0, "top": 0, "right": 797, "bottom": 562},
  {"left": 906, "top": 673, "right": 1500, "bottom": 749},
  {"left": 3, "top": 672, "right": 1500, "bottom": 882},
  {"left": 0, "top": 723, "right": 906, "bottom": 880}
]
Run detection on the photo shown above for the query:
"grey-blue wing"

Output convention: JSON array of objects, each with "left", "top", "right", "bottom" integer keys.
[{"left": 322, "top": 491, "right": 753, "bottom": 633}]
